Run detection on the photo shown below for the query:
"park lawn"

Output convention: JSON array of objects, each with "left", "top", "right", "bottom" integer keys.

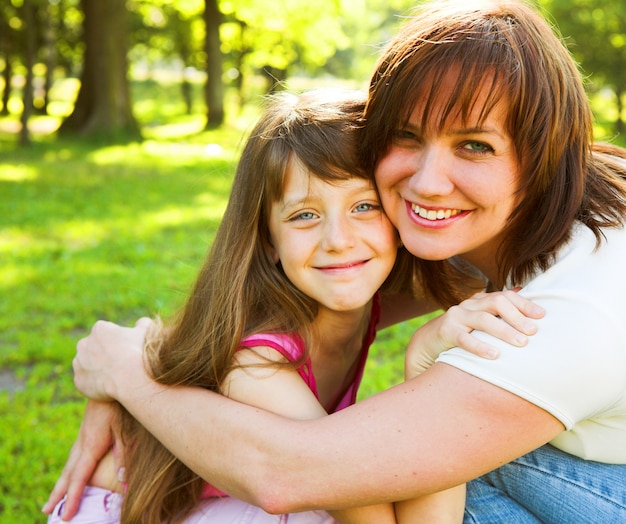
[{"left": 0, "top": 80, "right": 426, "bottom": 522}]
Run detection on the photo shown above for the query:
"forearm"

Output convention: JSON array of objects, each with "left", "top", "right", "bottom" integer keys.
[
  {"left": 394, "top": 485, "right": 466, "bottom": 523},
  {"left": 109, "top": 368, "right": 270, "bottom": 505},
  {"left": 330, "top": 503, "right": 396, "bottom": 524},
  {"left": 109, "top": 365, "right": 561, "bottom": 515}
]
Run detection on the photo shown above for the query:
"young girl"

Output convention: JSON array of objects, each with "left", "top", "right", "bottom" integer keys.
[{"left": 47, "top": 88, "right": 541, "bottom": 523}]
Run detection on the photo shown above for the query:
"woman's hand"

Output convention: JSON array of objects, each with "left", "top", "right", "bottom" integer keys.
[
  {"left": 42, "top": 400, "right": 121, "bottom": 520},
  {"left": 43, "top": 317, "right": 152, "bottom": 520},
  {"left": 405, "top": 289, "right": 544, "bottom": 379},
  {"left": 73, "top": 317, "right": 152, "bottom": 400}
]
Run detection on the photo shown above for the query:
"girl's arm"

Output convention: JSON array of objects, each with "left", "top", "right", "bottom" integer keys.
[
  {"left": 390, "top": 290, "right": 544, "bottom": 522},
  {"left": 394, "top": 486, "right": 465, "bottom": 524},
  {"left": 405, "top": 289, "right": 544, "bottom": 376},
  {"left": 43, "top": 400, "right": 121, "bottom": 519},
  {"left": 222, "top": 346, "right": 397, "bottom": 523}
]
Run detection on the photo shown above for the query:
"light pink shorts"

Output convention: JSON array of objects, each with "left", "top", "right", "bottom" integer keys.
[
  {"left": 180, "top": 497, "right": 338, "bottom": 524},
  {"left": 47, "top": 489, "right": 336, "bottom": 523},
  {"left": 47, "top": 486, "right": 122, "bottom": 524}
]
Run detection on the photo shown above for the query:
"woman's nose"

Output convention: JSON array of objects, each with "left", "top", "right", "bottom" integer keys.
[{"left": 408, "top": 146, "right": 455, "bottom": 197}]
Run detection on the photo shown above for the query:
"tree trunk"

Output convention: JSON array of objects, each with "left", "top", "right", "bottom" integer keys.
[
  {"left": 41, "top": 4, "right": 56, "bottom": 115},
  {"left": 19, "top": 0, "right": 36, "bottom": 146},
  {"left": 59, "top": 0, "right": 139, "bottom": 140},
  {"left": 0, "top": 7, "right": 13, "bottom": 116},
  {"left": 203, "top": 0, "right": 224, "bottom": 129},
  {"left": 1, "top": 58, "right": 11, "bottom": 116}
]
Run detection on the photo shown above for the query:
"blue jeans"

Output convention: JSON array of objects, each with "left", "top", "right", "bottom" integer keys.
[{"left": 464, "top": 444, "right": 626, "bottom": 523}]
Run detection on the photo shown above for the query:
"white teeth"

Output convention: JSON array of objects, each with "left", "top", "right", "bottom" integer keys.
[{"left": 411, "top": 204, "right": 460, "bottom": 221}]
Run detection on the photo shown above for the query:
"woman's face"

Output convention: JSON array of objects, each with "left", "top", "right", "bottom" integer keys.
[{"left": 374, "top": 81, "right": 521, "bottom": 282}]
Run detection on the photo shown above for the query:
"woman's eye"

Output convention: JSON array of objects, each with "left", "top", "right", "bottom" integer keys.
[
  {"left": 394, "top": 129, "right": 419, "bottom": 141},
  {"left": 462, "top": 141, "right": 493, "bottom": 154}
]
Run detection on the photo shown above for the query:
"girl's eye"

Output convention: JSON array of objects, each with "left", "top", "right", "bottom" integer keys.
[
  {"left": 354, "top": 202, "right": 378, "bottom": 213},
  {"left": 462, "top": 141, "right": 493, "bottom": 154},
  {"left": 291, "top": 211, "right": 317, "bottom": 221}
]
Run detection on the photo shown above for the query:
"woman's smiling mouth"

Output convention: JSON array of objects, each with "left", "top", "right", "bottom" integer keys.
[{"left": 411, "top": 203, "right": 464, "bottom": 221}]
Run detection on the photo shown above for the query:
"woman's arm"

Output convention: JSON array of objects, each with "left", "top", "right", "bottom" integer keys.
[
  {"left": 77, "top": 343, "right": 563, "bottom": 512},
  {"left": 70, "top": 320, "right": 563, "bottom": 514}
]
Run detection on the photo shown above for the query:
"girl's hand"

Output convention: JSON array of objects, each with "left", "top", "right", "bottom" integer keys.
[
  {"left": 405, "top": 289, "right": 544, "bottom": 379},
  {"left": 42, "top": 400, "right": 121, "bottom": 520}
]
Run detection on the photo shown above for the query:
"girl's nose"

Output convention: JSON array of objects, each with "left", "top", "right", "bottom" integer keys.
[{"left": 321, "top": 215, "right": 356, "bottom": 252}]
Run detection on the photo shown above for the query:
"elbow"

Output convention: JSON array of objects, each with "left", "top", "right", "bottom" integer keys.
[
  {"left": 253, "top": 494, "right": 290, "bottom": 516},
  {"left": 245, "top": 483, "right": 300, "bottom": 515},
  {"left": 239, "top": 465, "right": 304, "bottom": 515}
]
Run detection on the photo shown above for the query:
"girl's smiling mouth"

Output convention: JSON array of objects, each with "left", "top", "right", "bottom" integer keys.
[{"left": 316, "top": 260, "right": 368, "bottom": 271}]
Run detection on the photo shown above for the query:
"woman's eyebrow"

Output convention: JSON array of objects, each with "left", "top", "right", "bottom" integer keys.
[{"left": 446, "top": 126, "right": 507, "bottom": 140}]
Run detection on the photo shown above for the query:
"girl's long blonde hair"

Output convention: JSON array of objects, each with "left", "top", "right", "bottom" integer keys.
[{"left": 119, "top": 88, "right": 414, "bottom": 523}]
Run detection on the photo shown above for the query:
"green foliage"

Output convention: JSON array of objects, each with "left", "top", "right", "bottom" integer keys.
[{"left": 541, "top": 0, "right": 626, "bottom": 132}]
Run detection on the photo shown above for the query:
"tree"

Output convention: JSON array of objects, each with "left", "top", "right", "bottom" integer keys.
[
  {"left": 544, "top": 0, "right": 626, "bottom": 134},
  {"left": 0, "top": 1, "right": 18, "bottom": 116},
  {"left": 203, "top": 0, "right": 224, "bottom": 127},
  {"left": 18, "top": 0, "right": 37, "bottom": 146},
  {"left": 220, "top": 0, "right": 351, "bottom": 94},
  {"left": 59, "top": 0, "right": 140, "bottom": 139}
]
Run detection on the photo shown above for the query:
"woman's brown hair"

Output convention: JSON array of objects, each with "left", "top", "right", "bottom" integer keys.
[{"left": 362, "top": 0, "right": 626, "bottom": 307}]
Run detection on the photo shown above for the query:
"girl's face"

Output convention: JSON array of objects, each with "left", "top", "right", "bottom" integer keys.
[
  {"left": 269, "top": 158, "right": 397, "bottom": 315},
  {"left": 374, "top": 81, "right": 521, "bottom": 283}
]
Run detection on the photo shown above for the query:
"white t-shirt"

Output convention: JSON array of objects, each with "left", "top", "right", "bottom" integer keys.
[{"left": 438, "top": 222, "right": 626, "bottom": 464}]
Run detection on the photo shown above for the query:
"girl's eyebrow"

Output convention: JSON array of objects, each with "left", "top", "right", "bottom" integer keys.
[
  {"left": 279, "top": 183, "right": 377, "bottom": 211},
  {"left": 279, "top": 195, "right": 312, "bottom": 211}
]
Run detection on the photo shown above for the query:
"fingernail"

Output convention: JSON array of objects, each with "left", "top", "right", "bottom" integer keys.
[
  {"left": 486, "top": 348, "right": 499, "bottom": 358},
  {"left": 515, "top": 334, "right": 527, "bottom": 345}
]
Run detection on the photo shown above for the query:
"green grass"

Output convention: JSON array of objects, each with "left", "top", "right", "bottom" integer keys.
[
  {"left": 0, "top": 137, "right": 235, "bottom": 521},
  {"left": 0, "top": 78, "right": 427, "bottom": 523}
]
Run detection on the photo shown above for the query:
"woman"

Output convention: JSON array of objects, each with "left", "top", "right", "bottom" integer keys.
[{"left": 47, "top": 1, "right": 626, "bottom": 522}]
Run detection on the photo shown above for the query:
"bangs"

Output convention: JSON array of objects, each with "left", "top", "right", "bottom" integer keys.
[
  {"left": 392, "top": 13, "right": 523, "bottom": 131},
  {"left": 402, "top": 46, "right": 515, "bottom": 133},
  {"left": 363, "top": 4, "right": 529, "bottom": 168}
]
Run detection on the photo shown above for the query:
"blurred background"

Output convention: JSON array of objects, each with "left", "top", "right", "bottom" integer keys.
[
  {"left": 2, "top": 0, "right": 625, "bottom": 143},
  {"left": 1, "top": 0, "right": 625, "bottom": 521}
]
